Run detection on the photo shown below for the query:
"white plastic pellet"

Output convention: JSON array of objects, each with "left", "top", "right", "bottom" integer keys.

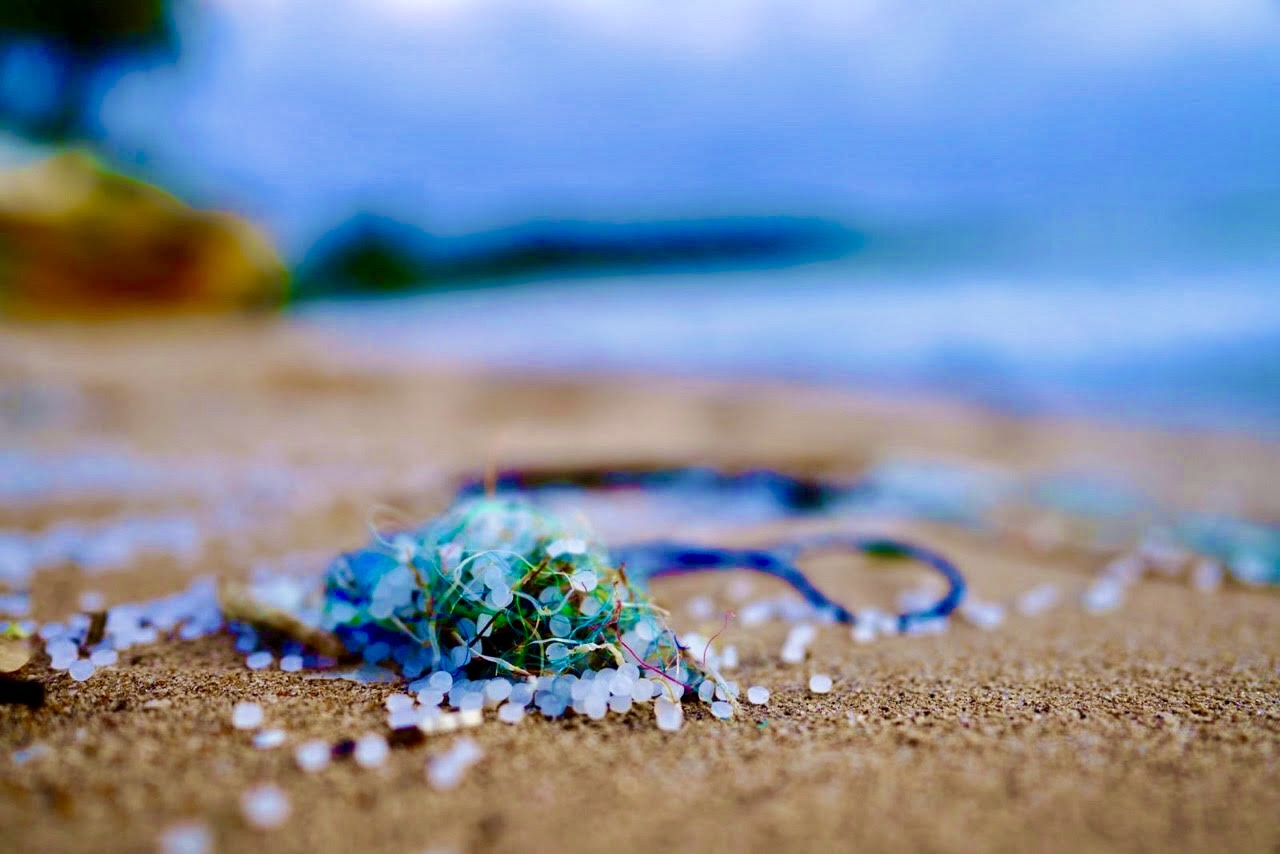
[
  {"left": 655, "top": 698, "right": 684, "bottom": 732},
  {"left": 294, "top": 740, "right": 331, "bottom": 773},
  {"left": 809, "top": 673, "right": 833, "bottom": 694},
  {"left": 720, "top": 645, "right": 739, "bottom": 670},
  {"left": 545, "top": 538, "right": 585, "bottom": 558},
  {"left": 354, "top": 734, "right": 389, "bottom": 769},
  {"left": 388, "top": 707, "right": 423, "bottom": 729},
  {"left": 78, "top": 590, "right": 106, "bottom": 612},
  {"left": 738, "top": 601, "right": 773, "bottom": 625},
  {"left": 417, "top": 689, "right": 445, "bottom": 708},
  {"left": 710, "top": 701, "right": 733, "bottom": 720},
  {"left": 159, "top": 821, "right": 212, "bottom": 854},
  {"left": 46, "top": 637, "right": 77, "bottom": 662},
  {"left": 1192, "top": 559, "right": 1224, "bottom": 593},
  {"left": 630, "top": 678, "right": 656, "bottom": 702},
  {"left": 426, "top": 737, "right": 483, "bottom": 790},
  {"left": 697, "top": 680, "right": 715, "bottom": 703},
  {"left": 483, "top": 679, "right": 512, "bottom": 704},
  {"left": 780, "top": 623, "right": 816, "bottom": 664},
  {"left": 746, "top": 685, "right": 770, "bottom": 705},
  {"left": 241, "top": 784, "right": 290, "bottom": 829},
  {"left": 1082, "top": 578, "right": 1124, "bottom": 613},
  {"left": 897, "top": 587, "right": 937, "bottom": 612},
  {"left": 584, "top": 696, "right": 608, "bottom": 720},
  {"left": 1102, "top": 555, "right": 1144, "bottom": 586},
  {"left": 905, "top": 617, "right": 948, "bottom": 636},
  {"left": 385, "top": 693, "right": 415, "bottom": 713},
  {"left": 686, "top": 594, "right": 716, "bottom": 622},
  {"left": 959, "top": 600, "right": 1006, "bottom": 630},
  {"left": 231, "top": 702, "right": 264, "bottom": 730},
  {"left": 727, "top": 576, "right": 755, "bottom": 602},
  {"left": 497, "top": 702, "right": 525, "bottom": 725},
  {"left": 780, "top": 644, "right": 806, "bottom": 664},
  {"left": 279, "top": 654, "right": 303, "bottom": 673},
  {"left": 68, "top": 659, "right": 95, "bottom": 681},
  {"left": 1016, "top": 583, "right": 1059, "bottom": 617},
  {"left": 245, "top": 651, "right": 273, "bottom": 671},
  {"left": 786, "top": 623, "right": 817, "bottom": 647},
  {"left": 253, "top": 729, "right": 286, "bottom": 750},
  {"left": 89, "top": 648, "right": 118, "bottom": 667}
]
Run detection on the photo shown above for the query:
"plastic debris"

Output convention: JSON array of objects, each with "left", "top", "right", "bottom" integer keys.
[
  {"left": 385, "top": 693, "right": 415, "bottom": 713},
  {"left": 240, "top": 784, "right": 290, "bottom": 829},
  {"left": 780, "top": 623, "right": 816, "bottom": 664},
  {"left": 253, "top": 729, "right": 286, "bottom": 750},
  {"left": 1016, "top": 584, "right": 1059, "bottom": 617},
  {"left": 354, "top": 734, "right": 390, "bottom": 769},
  {"left": 497, "top": 702, "right": 525, "bottom": 724},
  {"left": 11, "top": 743, "right": 48, "bottom": 764},
  {"left": 294, "top": 740, "right": 331, "bottom": 773},
  {"left": 79, "top": 590, "right": 107, "bottom": 612},
  {"left": 231, "top": 702, "right": 264, "bottom": 730},
  {"left": 427, "top": 737, "right": 483, "bottom": 790},
  {"left": 319, "top": 498, "right": 723, "bottom": 724},
  {"left": 1082, "top": 578, "right": 1124, "bottom": 614},
  {"left": 904, "top": 617, "right": 948, "bottom": 636},
  {"left": 159, "top": 822, "right": 212, "bottom": 854},
  {"left": 1192, "top": 559, "right": 1224, "bottom": 593},
  {"left": 850, "top": 622, "right": 876, "bottom": 644},
  {"left": 89, "top": 648, "right": 119, "bottom": 667},
  {"left": 959, "top": 599, "right": 1006, "bottom": 630},
  {"left": 418, "top": 709, "right": 484, "bottom": 735},
  {"left": 218, "top": 578, "right": 345, "bottom": 659},
  {"left": 686, "top": 595, "right": 715, "bottom": 620},
  {"left": 654, "top": 698, "right": 684, "bottom": 732},
  {"left": 245, "top": 651, "right": 274, "bottom": 671},
  {"left": 68, "top": 659, "right": 95, "bottom": 681},
  {"left": 746, "top": 685, "right": 770, "bottom": 705},
  {"left": 808, "top": 673, "right": 833, "bottom": 694}
]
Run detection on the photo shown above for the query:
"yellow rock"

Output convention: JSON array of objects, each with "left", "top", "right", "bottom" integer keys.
[{"left": 0, "top": 150, "right": 287, "bottom": 317}]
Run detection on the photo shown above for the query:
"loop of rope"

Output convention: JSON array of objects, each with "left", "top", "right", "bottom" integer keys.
[{"left": 455, "top": 466, "right": 968, "bottom": 627}]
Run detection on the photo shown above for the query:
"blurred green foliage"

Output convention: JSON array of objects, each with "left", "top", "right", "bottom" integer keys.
[{"left": 0, "top": 0, "right": 178, "bottom": 141}]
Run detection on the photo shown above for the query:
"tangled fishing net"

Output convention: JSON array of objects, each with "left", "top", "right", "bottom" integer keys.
[
  {"left": 318, "top": 497, "right": 720, "bottom": 710},
  {"left": 220, "top": 474, "right": 970, "bottom": 727}
]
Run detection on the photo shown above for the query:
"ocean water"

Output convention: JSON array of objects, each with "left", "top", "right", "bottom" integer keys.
[{"left": 298, "top": 258, "right": 1280, "bottom": 435}]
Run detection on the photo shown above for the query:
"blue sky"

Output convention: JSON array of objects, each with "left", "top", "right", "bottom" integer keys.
[{"left": 90, "top": 0, "right": 1280, "bottom": 251}]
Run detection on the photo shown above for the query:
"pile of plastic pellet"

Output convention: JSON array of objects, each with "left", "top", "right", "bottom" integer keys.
[{"left": 313, "top": 497, "right": 731, "bottom": 726}]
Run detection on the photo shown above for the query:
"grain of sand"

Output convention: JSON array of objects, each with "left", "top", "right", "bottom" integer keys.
[{"left": 1, "top": 321, "right": 1277, "bottom": 853}]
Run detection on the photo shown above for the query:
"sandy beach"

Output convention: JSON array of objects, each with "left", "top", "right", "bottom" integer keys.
[{"left": 2, "top": 320, "right": 1278, "bottom": 853}]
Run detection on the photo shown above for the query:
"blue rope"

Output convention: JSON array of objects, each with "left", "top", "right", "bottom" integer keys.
[{"left": 454, "top": 466, "right": 968, "bottom": 627}]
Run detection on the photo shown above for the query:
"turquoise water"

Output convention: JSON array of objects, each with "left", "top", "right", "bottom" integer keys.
[{"left": 299, "top": 258, "right": 1280, "bottom": 435}]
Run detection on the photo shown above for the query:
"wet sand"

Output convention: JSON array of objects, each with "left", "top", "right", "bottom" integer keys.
[{"left": 1, "top": 320, "right": 1278, "bottom": 853}]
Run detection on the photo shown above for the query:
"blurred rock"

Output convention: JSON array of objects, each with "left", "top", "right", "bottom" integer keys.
[{"left": 0, "top": 150, "right": 287, "bottom": 317}]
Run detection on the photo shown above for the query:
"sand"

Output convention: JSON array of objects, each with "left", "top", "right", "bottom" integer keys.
[{"left": 1, "top": 319, "right": 1278, "bottom": 853}]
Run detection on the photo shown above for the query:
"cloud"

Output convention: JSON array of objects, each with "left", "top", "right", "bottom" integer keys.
[
  {"left": 108, "top": 0, "right": 1280, "bottom": 246},
  {"left": 345, "top": 0, "right": 1280, "bottom": 68}
]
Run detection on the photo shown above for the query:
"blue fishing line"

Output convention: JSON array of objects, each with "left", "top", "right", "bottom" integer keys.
[
  {"left": 457, "top": 465, "right": 856, "bottom": 512},
  {"left": 454, "top": 466, "right": 968, "bottom": 626}
]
